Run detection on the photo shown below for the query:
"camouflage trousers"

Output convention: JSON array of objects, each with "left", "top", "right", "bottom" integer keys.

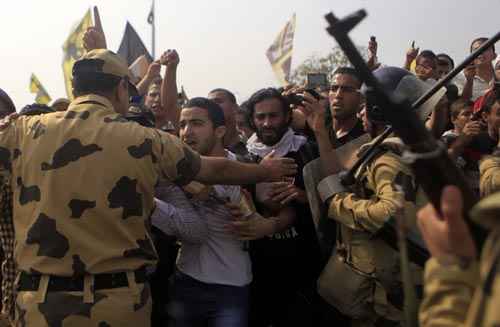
[{"left": 13, "top": 273, "right": 151, "bottom": 327}]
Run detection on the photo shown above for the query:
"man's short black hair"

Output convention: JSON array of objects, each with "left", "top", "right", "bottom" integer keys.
[
  {"left": 470, "top": 37, "right": 495, "bottom": 53},
  {"left": 417, "top": 50, "right": 438, "bottom": 63},
  {"left": 332, "top": 67, "right": 362, "bottom": 88},
  {"left": 209, "top": 88, "right": 237, "bottom": 104},
  {"left": 449, "top": 99, "right": 473, "bottom": 120},
  {"left": 246, "top": 87, "right": 290, "bottom": 122},
  {"left": 183, "top": 97, "right": 226, "bottom": 128},
  {"left": 72, "top": 73, "right": 122, "bottom": 98},
  {"left": 19, "top": 103, "right": 55, "bottom": 116},
  {"left": 437, "top": 53, "right": 455, "bottom": 69}
]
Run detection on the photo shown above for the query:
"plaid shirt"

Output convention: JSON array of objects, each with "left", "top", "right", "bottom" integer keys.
[{"left": 0, "top": 180, "right": 15, "bottom": 319}]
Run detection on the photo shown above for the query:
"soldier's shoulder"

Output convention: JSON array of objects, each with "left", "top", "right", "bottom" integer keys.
[{"left": 371, "top": 148, "right": 410, "bottom": 175}]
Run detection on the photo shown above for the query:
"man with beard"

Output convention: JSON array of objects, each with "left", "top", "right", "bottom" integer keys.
[
  {"left": 309, "top": 67, "right": 430, "bottom": 327},
  {"left": 229, "top": 88, "right": 321, "bottom": 327}
]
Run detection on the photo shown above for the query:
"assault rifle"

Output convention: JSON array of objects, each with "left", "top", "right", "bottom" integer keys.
[{"left": 325, "top": 9, "right": 498, "bottom": 250}]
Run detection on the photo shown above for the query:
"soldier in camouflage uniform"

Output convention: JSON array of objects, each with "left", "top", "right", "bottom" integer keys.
[
  {"left": 316, "top": 67, "right": 433, "bottom": 327},
  {"left": 418, "top": 101, "right": 500, "bottom": 326},
  {"left": 0, "top": 49, "right": 295, "bottom": 327}
]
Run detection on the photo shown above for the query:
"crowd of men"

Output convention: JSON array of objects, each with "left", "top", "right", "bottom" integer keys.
[{"left": 0, "top": 18, "right": 498, "bottom": 327}]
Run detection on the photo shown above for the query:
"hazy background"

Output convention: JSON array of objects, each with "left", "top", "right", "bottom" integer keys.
[{"left": 1, "top": 0, "right": 498, "bottom": 108}]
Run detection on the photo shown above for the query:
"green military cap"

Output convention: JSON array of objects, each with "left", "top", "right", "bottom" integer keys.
[{"left": 470, "top": 191, "right": 500, "bottom": 230}]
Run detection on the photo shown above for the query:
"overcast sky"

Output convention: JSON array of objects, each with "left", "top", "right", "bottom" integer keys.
[{"left": 1, "top": 0, "right": 498, "bottom": 108}]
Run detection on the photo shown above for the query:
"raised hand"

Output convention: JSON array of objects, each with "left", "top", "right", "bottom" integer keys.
[
  {"left": 464, "top": 64, "right": 476, "bottom": 82},
  {"left": 159, "top": 49, "right": 180, "bottom": 69},
  {"left": 302, "top": 91, "right": 326, "bottom": 134},
  {"left": 405, "top": 41, "right": 419, "bottom": 68},
  {"left": 417, "top": 185, "right": 477, "bottom": 265},
  {"left": 83, "top": 7, "right": 107, "bottom": 51}
]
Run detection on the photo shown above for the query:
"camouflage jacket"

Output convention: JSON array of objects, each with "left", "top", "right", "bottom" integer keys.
[
  {"left": 0, "top": 94, "right": 201, "bottom": 276},
  {"left": 419, "top": 204, "right": 500, "bottom": 326},
  {"left": 420, "top": 153, "right": 500, "bottom": 326},
  {"left": 479, "top": 154, "right": 500, "bottom": 197}
]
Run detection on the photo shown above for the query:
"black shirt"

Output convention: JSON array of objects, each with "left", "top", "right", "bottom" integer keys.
[{"left": 246, "top": 141, "right": 322, "bottom": 288}]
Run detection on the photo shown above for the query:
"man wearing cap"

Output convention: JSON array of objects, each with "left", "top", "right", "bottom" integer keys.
[{"left": 0, "top": 49, "right": 295, "bottom": 327}]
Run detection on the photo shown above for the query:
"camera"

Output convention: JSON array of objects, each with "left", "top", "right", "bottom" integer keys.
[{"left": 286, "top": 89, "right": 321, "bottom": 106}]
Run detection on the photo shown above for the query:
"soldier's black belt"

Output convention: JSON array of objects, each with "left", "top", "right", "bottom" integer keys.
[{"left": 18, "top": 268, "right": 147, "bottom": 292}]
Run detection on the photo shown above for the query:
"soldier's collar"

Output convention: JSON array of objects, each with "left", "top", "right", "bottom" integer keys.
[
  {"left": 357, "top": 133, "right": 405, "bottom": 158},
  {"left": 70, "top": 95, "right": 115, "bottom": 112}
]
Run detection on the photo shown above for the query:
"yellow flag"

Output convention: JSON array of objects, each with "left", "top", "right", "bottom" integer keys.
[
  {"left": 29, "top": 74, "right": 52, "bottom": 105},
  {"left": 62, "top": 9, "right": 92, "bottom": 99},
  {"left": 266, "top": 14, "right": 296, "bottom": 86}
]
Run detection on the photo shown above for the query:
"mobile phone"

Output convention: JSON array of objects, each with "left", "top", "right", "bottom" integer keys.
[{"left": 306, "top": 73, "right": 328, "bottom": 89}]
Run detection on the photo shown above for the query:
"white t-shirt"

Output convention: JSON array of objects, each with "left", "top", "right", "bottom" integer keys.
[
  {"left": 176, "top": 151, "right": 252, "bottom": 287},
  {"left": 454, "top": 73, "right": 492, "bottom": 101}
]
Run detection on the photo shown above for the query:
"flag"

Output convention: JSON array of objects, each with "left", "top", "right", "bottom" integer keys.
[
  {"left": 29, "top": 74, "right": 52, "bottom": 105},
  {"left": 117, "top": 22, "right": 153, "bottom": 67},
  {"left": 266, "top": 14, "right": 296, "bottom": 86},
  {"left": 128, "top": 55, "right": 151, "bottom": 84},
  {"left": 62, "top": 10, "right": 93, "bottom": 99}
]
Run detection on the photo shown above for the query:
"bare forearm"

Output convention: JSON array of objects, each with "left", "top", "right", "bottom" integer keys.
[
  {"left": 426, "top": 106, "right": 449, "bottom": 138},
  {"left": 461, "top": 80, "right": 473, "bottom": 100},
  {"left": 195, "top": 157, "right": 268, "bottom": 185},
  {"left": 160, "top": 67, "right": 179, "bottom": 130},
  {"left": 136, "top": 75, "right": 155, "bottom": 96}
]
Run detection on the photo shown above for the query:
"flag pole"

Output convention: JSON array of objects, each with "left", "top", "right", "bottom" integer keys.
[{"left": 151, "top": 0, "right": 156, "bottom": 59}]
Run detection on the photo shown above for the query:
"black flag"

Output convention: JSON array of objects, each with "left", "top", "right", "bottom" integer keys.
[{"left": 117, "top": 22, "right": 153, "bottom": 66}]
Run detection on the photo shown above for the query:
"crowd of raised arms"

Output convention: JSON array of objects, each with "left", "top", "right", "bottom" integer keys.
[{"left": 0, "top": 9, "right": 498, "bottom": 327}]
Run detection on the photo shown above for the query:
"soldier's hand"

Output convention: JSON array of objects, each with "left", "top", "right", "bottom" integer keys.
[
  {"left": 227, "top": 214, "right": 276, "bottom": 240},
  {"left": 417, "top": 185, "right": 477, "bottom": 265},
  {"left": 159, "top": 49, "right": 180, "bottom": 69},
  {"left": 260, "top": 150, "right": 297, "bottom": 182}
]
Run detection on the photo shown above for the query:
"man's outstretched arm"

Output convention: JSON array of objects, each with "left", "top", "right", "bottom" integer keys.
[{"left": 194, "top": 153, "right": 297, "bottom": 186}]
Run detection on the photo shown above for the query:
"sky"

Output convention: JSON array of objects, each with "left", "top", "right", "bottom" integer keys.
[{"left": 0, "top": 0, "right": 498, "bottom": 109}]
